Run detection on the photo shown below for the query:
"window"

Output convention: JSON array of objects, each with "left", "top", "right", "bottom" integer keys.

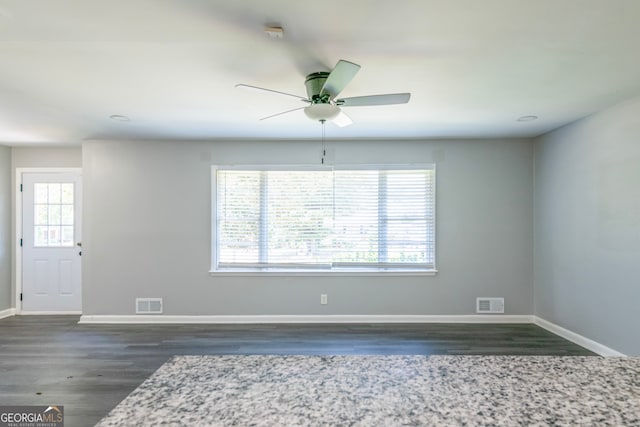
[
  {"left": 33, "top": 182, "right": 75, "bottom": 247},
  {"left": 212, "top": 165, "right": 435, "bottom": 273}
]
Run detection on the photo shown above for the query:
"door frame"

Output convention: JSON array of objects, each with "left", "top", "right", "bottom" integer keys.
[{"left": 15, "top": 167, "right": 83, "bottom": 314}]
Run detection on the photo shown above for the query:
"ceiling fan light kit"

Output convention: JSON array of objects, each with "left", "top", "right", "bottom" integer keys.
[
  {"left": 304, "top": 103, "right": 340, "bottom": 121},
  {"left": 237, "top": 59, "right": 411, "bottom": 127}
]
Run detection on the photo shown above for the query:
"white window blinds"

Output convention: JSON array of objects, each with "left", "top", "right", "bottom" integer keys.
[{"left": 214, "top": 166, "right": 435, "bottom": 271}]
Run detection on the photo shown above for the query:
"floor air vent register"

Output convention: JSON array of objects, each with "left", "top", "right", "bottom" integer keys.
[
  {"left": 476, "top": 297, "right": 505, "bottom": 314},
  {"left": 136, "top": 298, "right": 163, "bottom": 314}
]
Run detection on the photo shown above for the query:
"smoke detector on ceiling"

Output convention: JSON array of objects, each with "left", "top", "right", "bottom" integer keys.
[{"left": 264, "top": 26, "right": 284, "bottom": 39}]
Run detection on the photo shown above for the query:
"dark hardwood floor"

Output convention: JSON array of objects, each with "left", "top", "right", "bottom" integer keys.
[{"left": 0, "top": 315, "right": 595, "bottom": 426}]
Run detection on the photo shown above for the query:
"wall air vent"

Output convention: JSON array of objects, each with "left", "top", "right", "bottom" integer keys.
[
  {"left": 476, "top": 297, "right": 504, "bottom": 314},
  {"left": 136, "top": 298, "right": 163, "bottom": 314}
]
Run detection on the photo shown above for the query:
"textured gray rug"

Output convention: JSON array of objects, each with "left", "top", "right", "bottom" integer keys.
[{"left": 95, "top": 355, "right": 639, "bottom": 426}]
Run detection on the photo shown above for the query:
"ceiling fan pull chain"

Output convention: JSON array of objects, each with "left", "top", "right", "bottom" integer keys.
[{"left": 321, "top": 120, "right": 326, "bottom": 165}]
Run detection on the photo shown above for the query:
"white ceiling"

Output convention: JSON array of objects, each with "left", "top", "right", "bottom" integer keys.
[{"left": 1, "top": 0, "right": 639, "bottom": 145}]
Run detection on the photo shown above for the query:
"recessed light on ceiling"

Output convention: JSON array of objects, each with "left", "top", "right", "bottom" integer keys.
[
  {"left": 109, "top": 114, "right": 130, "bottom": 122},
  {"left": 517, "top": 115, "right": 538, "bottom": 122}
]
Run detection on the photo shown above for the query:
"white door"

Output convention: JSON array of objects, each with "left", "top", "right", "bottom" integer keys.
[{"left": 22, "top": 172, "right": 82, "bottom": 312}]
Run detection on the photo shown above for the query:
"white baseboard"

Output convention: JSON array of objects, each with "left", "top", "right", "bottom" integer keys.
[
  {"left": 20, "top": 311, "right": 82, "bottom": 315},
  {"left": 78, "top": 314, "right": 534, "bottom": 324},
  {"left": 533, "top": 316, "right": 625, "bottom": 357},
  {"left": 0, "top": 308, "right": 16, "bottom": 319}
]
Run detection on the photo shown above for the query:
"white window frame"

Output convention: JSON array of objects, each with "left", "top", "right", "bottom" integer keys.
[{"left": 210, "top": 164, "right": 437, "bottom": 276}]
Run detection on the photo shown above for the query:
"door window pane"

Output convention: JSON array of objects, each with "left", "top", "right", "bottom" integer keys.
[
  {"left": 61, "top": 183, "right": 74, "bottom": 204},
  {"left": 48, "top": 184, "right": 61, "bottom": 204},
  {"left": 48, "top": 226, "right": 61, "bottom": 246},
  {"left": 34, "top": 226, "right": 48, "bottom": 246},
  {"left": 61, "top": 226, "right": 74, "bottom": 246},
  {"left": 35, "top": 205, "right": 48, "bottom": 225},
  {"left": 48, "top": 205, "right": 61, "bottom": 225},
  {"left": 61, "top": 205, "right": 74, "bottom": 225},
  {"left": 33, "top": 182, "right": 75, "bottom": 247},
  {"left": 35, "top": 184, "right": 48, "bottom": 203}
]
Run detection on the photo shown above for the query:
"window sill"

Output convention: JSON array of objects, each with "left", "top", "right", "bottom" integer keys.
[{"left": 209, "top": 269, "right": 438, "bottom": 277}]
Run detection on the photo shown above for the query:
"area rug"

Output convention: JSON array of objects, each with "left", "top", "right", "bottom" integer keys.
[{"left": 95, "top": 355, "right": 639, "bottom": 426}]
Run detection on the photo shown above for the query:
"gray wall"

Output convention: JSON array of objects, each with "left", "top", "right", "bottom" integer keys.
[
  {"left": 534, "top": 96, "right": 640, "bottom": 356},
  {"left": 0, "top": 146, "right": 10, "bottom": 310},
  {"left": 82, "top": 138, "right": 534, "bottom": 316}
]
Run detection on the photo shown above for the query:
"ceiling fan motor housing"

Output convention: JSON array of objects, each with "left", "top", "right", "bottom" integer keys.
[{"left": 305, "top": 72, "right": 331, "bottom": 103}]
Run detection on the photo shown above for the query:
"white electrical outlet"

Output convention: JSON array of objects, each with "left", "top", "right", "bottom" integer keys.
[{"left": 320, "top": 294, "right": 328, "bottom": 305}]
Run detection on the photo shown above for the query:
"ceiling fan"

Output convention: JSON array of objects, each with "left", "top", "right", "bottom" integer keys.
[{"left": 236, "top": 59, "right": 411, "bottom": 127}]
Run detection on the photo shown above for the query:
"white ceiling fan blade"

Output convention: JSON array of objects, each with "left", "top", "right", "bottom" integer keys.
[
  {"left": 320, "top": 60, "right": 361, "bottom": 99},
  {"left": 331, "top": 110, "right": 353, "bottom": 127},
  {"left": 337, "top": 93, "right": 411, "bottom": 107},
  {"left": 260, "top": 106, "right": 306, "bottom": 121},
  {"left": 236, "top": 84, "right": 309, "bottom": 102}
]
